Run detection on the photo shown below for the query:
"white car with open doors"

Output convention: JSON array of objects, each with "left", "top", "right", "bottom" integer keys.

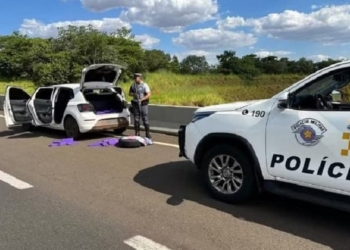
[
  {"left": 3, "top": 64, "right": 131, "bottom": 139},
  {"left": 178, "top": 60, "right": 350, "bottom": 212}
]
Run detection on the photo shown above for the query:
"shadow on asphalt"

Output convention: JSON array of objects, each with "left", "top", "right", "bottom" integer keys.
[
  {"left": 134, "top": 160, "right": 350, "bottom": 250},
  {"left": 0, "top": 126, "right": 123, "bottom": 141}
]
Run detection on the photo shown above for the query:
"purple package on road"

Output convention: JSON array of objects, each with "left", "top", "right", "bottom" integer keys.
[
  {"left": 49, "top": 138, "right": 77, "bottom": 147},
  {"left": 88, "top": 138, "right": 119, "bottom": 147}
]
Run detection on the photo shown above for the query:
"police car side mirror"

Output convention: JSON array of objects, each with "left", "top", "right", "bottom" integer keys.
[
  {"left": 277, "top": 92, "right": 289, "bottom": 109},
  {"left": 277, "top": 99, "right": 287, "bottom": 109}
]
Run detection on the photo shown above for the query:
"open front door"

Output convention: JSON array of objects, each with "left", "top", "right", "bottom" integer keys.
[{"left": 3, "top": 86, "right": 32, "bottom": 128}]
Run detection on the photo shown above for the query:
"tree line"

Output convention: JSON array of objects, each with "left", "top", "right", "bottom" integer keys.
[{"left": 0, "top": 25, "right": 344, "bottom": 86}]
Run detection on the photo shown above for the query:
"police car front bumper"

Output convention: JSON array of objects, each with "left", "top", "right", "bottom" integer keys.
[{"left": 178, "top": 125, "right": 187, "bottom": 158}]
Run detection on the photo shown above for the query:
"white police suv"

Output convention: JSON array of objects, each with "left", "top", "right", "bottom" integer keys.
[{"left": 178, "top": 60, "right": 350, "bottom": 212}]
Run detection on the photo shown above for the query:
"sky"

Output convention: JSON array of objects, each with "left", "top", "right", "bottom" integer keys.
[{"left": 1, "top": 0, "right": 350, "bottom": 64}]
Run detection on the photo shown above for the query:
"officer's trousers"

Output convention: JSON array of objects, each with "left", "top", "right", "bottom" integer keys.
[{"left": 131, "top": 101, "right": 151, "bottom": 137}]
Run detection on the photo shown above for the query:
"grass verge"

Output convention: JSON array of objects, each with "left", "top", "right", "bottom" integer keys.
[{"left": 0, "top": 73, "right": 306, "bottom": 106}]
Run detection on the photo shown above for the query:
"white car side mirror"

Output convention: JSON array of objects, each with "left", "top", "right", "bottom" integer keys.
[{"left": 277, "top": 92, "right": 289, "bottom": 109}]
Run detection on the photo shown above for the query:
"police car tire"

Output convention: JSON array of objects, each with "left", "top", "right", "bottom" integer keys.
[
  {"left": 201, "top": 144, "right": 257, "bottom": 204},
  {"left": 117, "top": 138, "right": 142, "bottom": 148}
]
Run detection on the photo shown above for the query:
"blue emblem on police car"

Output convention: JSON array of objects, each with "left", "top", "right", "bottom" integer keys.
[{"left": 291, "top": 118, "right": 327, "bottom": 146}]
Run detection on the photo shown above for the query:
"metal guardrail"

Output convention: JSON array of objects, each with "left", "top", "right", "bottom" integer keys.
[
  {"left": 0, "top": 95, "right": 197, "bottom": 135},
  {"left": 0, "top": 96, "right": 3, "bottom": 110}
]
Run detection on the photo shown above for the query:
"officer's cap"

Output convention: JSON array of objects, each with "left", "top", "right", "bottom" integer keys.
[{"left": 134, "top": 73, "right": 142, "bottom": 78}]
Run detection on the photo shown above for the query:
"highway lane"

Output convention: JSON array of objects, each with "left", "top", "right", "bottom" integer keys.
[{"left": 0, "top": 114, "right": 349, "bottom": 249}]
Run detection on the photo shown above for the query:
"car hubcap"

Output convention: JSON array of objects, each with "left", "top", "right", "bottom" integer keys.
[{"left": 208, "top": 154, "right": 243, "bottom": 194}]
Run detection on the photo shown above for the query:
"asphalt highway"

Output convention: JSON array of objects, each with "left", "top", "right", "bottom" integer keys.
[{"left": 0, "top": 111, "right": 349, "bottom": 250}]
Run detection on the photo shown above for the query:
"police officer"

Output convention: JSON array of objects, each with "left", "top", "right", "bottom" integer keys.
[{"left": 129, "top": 73, "right": 152, "bottom": 139}]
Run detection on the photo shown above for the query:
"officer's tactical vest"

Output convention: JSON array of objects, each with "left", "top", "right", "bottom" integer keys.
[{"left": 131, "top": 82, "right": 149, "bottom": 105}]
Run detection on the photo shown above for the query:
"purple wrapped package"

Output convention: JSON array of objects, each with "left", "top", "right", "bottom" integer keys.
[
  {"left": 49, "top": 138, "right": 76, "bottom": 147},
  {"left": 88, "top": 138, "right": 119, "bottom": 147},
  {"left": 104, "top": 138, "right": 118, "bottom": 145},
  {"left": 96, "top": 109, "right": 117, "bottom": 115}
]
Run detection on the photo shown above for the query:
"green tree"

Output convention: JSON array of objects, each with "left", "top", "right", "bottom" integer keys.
[
  {"left": 32, "top": 52, "right": 71, "bottom": 86},
  {"left": 237, "top": 54, "right": 261, "bottom": 78},
  {"left": 216, "top": 50, "right": 239, "bottom": 74},
  {"left": 169, "top": 55, "right": 180, "bottom": 73},
  {"left": 0, "top": 32, "right": 36, "bottom": 79},
  {"left": 144, "top": 49, "right": 170, "bottom": 72},
  {"left": 260, "top": 56, "right": 284, "bottom": 74},
  {"left": 180, "top": 55, "right": 209, "bottom": 74}
]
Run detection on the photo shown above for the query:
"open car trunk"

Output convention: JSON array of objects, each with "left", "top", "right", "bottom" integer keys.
[
  {"left": 80, "top": 64, "right": 123, "bottom": 89},
  {"left": 83, "top": 90, "right": 125, "bottom": 114}
]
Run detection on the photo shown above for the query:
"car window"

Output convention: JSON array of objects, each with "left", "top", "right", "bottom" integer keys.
[
  {"left": 35, "top": 88, "right": 53, "bottom": 100},
  {"left": 57, "top": 88, "right": 74, "bottom": 99},
  {"left": 296, "top": 69, "right": 350, "bottom": 97},
  {"left": 9, "top": 88, "right": 30, "bottom": 100}
]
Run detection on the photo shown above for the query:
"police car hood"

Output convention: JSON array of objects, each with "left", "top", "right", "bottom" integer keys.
[{"left": 195, "top": 99, "right": 266, "bottom": 113}]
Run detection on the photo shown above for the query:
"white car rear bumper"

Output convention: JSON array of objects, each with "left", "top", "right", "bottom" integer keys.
[{"left": 77, "top": 111, "right": 130, "bottom": 133}]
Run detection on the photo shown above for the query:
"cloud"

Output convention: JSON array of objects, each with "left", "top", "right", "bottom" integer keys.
[
  {"left": 254, "top": 50, "right": 293, "bottom": 58},
  {"left": 311, "top": 4, "right": 328, "bottom": 10},
  {"left": 19, "top": 18, "right": 131, "bottom": 38},
  {"left": 217, "top": 4, "right": 350, "bottom": 45},
  {"left": 80, "top": 0, "right": 218, "bottom": 32},
  {"left": 216, "top": 16, "right": 245, "bottom": 30},
  {"left": 172, "top": 28, "right": 257, "bottom": 51},
  {"left": 308, "top": 54, "right": 348, "bottom": 62},
  {"left": 134, "top": 34, "right": 160, "bottom": 49}
]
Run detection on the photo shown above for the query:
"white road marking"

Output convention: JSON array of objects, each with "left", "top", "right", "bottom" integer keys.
[
  {"left": 152, "top": 141, "right": 179, "bottom": 148},
  {"left": 124, "top": 235, "right": 171, "bottom": 250},
  {"left": 0, "top": 170, "right": 33, "bottom": 189}
]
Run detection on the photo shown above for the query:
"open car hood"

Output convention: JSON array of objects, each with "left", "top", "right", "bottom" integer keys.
[{"left": 80, "top": 64, "right": 124, "bottom": 89}]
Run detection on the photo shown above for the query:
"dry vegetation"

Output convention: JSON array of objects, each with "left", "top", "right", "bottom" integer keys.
[{"left": 0, "top": 73, "right": 307, "bottom": 106}]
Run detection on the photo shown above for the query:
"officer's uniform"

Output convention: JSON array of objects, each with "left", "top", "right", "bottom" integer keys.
[{"left": 129, "top": 74, "right": 151, "bottom": 138}]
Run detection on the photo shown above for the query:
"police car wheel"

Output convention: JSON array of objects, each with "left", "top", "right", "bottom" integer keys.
[
  {"left": 117, "top": 138, "right": 141, "bottom": 148},
  {"left": 201, "top": 144, "right": 256, "bottom": 204}
]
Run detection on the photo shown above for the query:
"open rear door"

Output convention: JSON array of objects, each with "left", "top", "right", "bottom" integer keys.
[
  {"left": 27, "top": 87, "right": 54, "bottom": 126},
  {"left": 3, "top": 86, "right": 32, "bottom": 127},
  {"left": 80, "top": 64, "right": 124, "bottom": 90}
]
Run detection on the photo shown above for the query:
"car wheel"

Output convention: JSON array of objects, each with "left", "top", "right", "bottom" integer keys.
[
  {"left": 113, "top": 127, "right": 127, "bottom": 135},
  {"left": 22, "top": 123, "right": 34, "bottom": 131},
  {"left": 201, "top": 144, "right": 257, "bottom": 204},
  {"left": 64, "top": 116, "right": 81, "bottom": 140}
]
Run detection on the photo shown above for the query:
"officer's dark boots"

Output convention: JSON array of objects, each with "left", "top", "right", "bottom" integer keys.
[
  {"left": 134, "top": 121, "right": 140, "bottom": 136},
  {"left": 145, "top": 124, "right": 152, "bottom": 139}
]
